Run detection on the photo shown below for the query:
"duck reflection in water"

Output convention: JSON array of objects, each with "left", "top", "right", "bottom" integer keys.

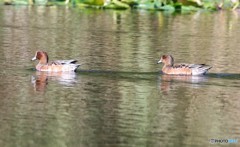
[
  {"left": 31, "top": 71, "right": 77, "bottom": 92},
  {"left": 159, "top": 74, "right": 208, "bottom": 94}
]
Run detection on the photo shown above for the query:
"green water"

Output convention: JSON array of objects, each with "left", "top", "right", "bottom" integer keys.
[{"left": 0, "top": 6, "right": 240, "bottom": 147}]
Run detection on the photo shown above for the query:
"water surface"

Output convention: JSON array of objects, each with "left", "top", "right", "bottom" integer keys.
[{"left": 0, "top": 5, "right": 240, "bottom": 147}]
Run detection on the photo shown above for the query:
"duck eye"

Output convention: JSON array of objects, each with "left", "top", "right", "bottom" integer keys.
[{"left": 36, "top": 52, "right": 42, "bottom": 59}]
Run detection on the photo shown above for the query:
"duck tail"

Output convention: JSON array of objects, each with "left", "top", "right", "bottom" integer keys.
[{"left": 191, "top": 64, "right": 212, "bottom": 75}]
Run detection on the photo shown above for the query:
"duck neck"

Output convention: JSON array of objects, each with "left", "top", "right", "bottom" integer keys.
[{"left": 38, "top": 56, "right": 48, "bottom": 65}]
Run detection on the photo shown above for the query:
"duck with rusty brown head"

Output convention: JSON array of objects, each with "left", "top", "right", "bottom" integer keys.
[
  {"left": 32, "top": 51, "right": 81, "bottom": 72},
  {"left": 157, "top": 55, "right": 212, "bottom": 75}
]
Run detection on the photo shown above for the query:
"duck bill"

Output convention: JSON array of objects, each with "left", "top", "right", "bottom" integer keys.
[
  {"left": 31, "top": 56, "right": 37, "bottom": 61},
  {"left": 157, "top": 59, "right": 162, "bottom": 64}
]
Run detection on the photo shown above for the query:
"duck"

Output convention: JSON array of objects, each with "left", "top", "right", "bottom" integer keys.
[
  {"left": 157, "top": 55, "right": 212, "bottom": 75},
  {"left": 31, "top": 51, "right": 81, "bottom": 72}
]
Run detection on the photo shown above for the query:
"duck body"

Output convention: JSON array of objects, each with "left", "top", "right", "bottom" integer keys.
[
  {"left": 157, "top": 55, "right": 212, "bottom": 76},
  {"left": 32, "top": 51, "right": 80, "bottom": 72}
]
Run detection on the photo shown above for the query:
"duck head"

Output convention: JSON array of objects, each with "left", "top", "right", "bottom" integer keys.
[
  {"left": 157, "top": 55, "right": 174, "bottom": 66},
  {"left": 32, "top": 51, "right": 49, "bottom": 65}
]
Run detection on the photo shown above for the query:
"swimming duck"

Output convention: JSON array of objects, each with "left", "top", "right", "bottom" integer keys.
[
  {"left": 157, "top": 55, "right": 212, "bottom": 75},
  {"left": 31, "top": 51, "right": 80, "bottom": 72}
]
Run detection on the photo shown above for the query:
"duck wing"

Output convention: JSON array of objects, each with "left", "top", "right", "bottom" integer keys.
[
  {"left": 188, "top": 64, "right": 212, "bottom": 70},
  {"left": 174, "top": 63, "right": 211, "bottom": 69},
  {"left": 51, "top": 60, "right": 78, "bottom": 65},
  {"left": 173, "top": 63, "right": 212, "bottom": 75},
  {"left": 173, "top": 63, "right": 191, "bottom": 68}
]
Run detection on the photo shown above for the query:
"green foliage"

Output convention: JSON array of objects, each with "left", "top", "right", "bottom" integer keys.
[
  {"left": 35, "top": 0, "right": 48, "bottom": 5},
  {"left": 160, "top": 4, "right": 175, "bottom": 11},
  {"left": 104, "top": 0, "right": 130, "bottom": 9},
  {"left": 77, "top": 0, "right": 104, "bottom": 6},
  {"left": 2, "top": 0, "right": 239, "bottom": 11}
]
